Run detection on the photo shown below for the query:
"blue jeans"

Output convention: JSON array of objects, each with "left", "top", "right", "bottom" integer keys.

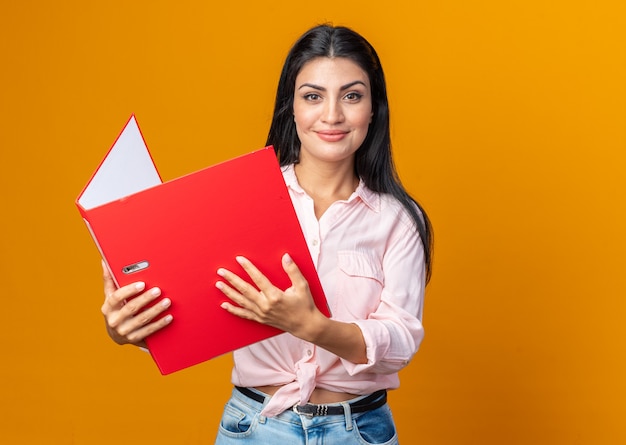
[{"left": 214, "top": 387, "right": 399, "bottom": 444}]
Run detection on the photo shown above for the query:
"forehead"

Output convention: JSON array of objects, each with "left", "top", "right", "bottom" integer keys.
[{"left": 296, "top": 57, "right": 370, "bottom": 86}]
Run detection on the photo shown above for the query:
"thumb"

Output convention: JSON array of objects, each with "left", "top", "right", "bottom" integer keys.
[
  {"left": 282, "top": 253, "right": 308, "bottom": 289},
  {"left": 101, "top": 260, "right": 117, "bottom": 298}
]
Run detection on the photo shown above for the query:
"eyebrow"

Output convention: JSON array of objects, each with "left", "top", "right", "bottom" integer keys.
[{"left": 297, "top": 80, "right": 368, "bottom": 91}]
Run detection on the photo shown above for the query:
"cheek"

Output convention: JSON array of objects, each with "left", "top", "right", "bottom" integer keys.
[
  {"left": 353, "top": 111, "right": 373, "bottom": 135},
  {"left": 353, "top": 114, "right": 372, "bottom": 147},
  {"left": 293, "top": 106, "right": 310, "bottom": 130},
  {"left": 351, "top": 103, "right": 373, "bottom": 128},
  {"left": 293, "top": 114, "right": 305, "bottom": 136},
  {"left": 359, "top": 115, "right": 372, "bottom": 129}
]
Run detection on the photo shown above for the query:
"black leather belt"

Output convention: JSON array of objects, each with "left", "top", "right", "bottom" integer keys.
[{"left": 235, "top": 386, "right": 387, "bottom": 416}]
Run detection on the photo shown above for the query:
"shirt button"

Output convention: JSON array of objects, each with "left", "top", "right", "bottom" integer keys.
[
  {"left": 312, "top": 239, "right": 319, "bottom": 246},
  {"left": 306, "top": 349, "right": 313, "bottom": 357}
]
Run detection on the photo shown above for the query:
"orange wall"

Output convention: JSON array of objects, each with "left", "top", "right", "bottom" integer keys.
[{"left": 1, "top": 1, "right": 624, "bottom": 443}]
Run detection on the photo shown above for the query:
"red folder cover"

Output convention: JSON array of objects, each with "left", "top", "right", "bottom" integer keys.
[{"left": 76, "top": 115, "right": 330, "bottom": 374}]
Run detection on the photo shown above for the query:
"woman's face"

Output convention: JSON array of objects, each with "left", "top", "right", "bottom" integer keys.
[{"left": 293, "top": 57, "right": 373, "bottom": 167}]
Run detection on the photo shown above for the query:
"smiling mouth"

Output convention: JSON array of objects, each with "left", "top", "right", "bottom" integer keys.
[{"left": 316, "top": 130, "right": 349, "bottom": 142}]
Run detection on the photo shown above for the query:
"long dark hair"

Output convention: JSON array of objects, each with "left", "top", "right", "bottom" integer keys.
[{"left": 267, "top": 24, "right": 433, "bottom": 283}]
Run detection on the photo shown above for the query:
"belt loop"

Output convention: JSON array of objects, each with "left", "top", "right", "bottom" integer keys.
[
  {"left": 258, "top": 393, "right": 269, "bottom": 424},
  {"left": 341, "top": 401, "right": 353, "bottom": 431}
]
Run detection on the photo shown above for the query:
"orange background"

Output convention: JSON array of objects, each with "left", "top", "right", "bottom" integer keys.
[{"left": 1, "top": 1, "right": 625, "bottom": 443}]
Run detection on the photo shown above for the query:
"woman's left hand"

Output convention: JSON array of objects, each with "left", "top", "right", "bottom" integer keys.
[{"left": 215, "top": 253, "right": 325, "bottom": 340}]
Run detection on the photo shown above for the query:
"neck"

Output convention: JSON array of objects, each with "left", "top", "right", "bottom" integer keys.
[
  {"left": 295, "top": 158, "right": 358, "bottom": 195},
  {"left": 294, "top": 158, "right": 359, "bottom": 219}
]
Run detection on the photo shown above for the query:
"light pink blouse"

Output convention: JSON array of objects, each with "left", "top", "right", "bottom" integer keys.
[{"left": 231, "top": 165, "right": 426, "bottom": 417}]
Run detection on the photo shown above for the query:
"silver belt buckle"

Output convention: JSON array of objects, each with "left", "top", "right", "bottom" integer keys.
[
  {"left": 293, "top": 403, "right": 328, "bottom": 417},
  {"left": 293, "top": 404, "right": 313, "bottom": 417}
]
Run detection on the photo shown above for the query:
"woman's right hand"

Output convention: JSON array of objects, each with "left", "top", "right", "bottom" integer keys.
[{"left": 101, "top": 261, "right": 173, "bottom": 348}]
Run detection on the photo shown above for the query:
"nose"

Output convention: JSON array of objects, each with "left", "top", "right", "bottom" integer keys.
[{"left": 321, "top": 100, "right": 344, "bottom": 124}]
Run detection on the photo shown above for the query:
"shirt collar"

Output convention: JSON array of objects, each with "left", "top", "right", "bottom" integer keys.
[{"left": 281, "top": 164, "right": 380, "bottom": 212}]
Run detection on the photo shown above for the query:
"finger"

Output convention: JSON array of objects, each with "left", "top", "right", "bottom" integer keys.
[
  {"left": 215, "top": 279, "right": 254, "bottom": 311},
  {"left": 103, "top": 281, "right": 147, "bottom": 312},
  {"left": 235, "top": 256, "right": 274, "bottom": 292},
  {"left": 120, "top": 287, "right": 162, "bottom": 316},
  {"left": 217, "top": 265, "right": 258, "bottom": 296},
  {"left": 102, "top": 260, "right": 117, "bottom": 300},
  {"left": 281, "top": 253, "right": 309, "bottom": 291},
  {"left": 220, "top": 301, "right": 257, "bottom": 322},
  {"left": 122, "top": 312, "right": 174, "bottom": 344},
  {"left": 103, "top": 288, "right": 162, "bottom": 332},
  {"left": 115, "top": 296, "right": 172, "bottom": 334}
]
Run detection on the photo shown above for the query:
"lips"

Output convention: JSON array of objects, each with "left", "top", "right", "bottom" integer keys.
[{"left": 316, "top": 130, "right": 349, "bottom": 142}]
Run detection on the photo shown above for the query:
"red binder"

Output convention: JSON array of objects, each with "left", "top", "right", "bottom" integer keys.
[{"left": 76, "top": 115, "right": 330, "bottom": 374}]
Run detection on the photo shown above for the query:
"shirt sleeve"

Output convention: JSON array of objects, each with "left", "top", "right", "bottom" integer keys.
[{"left": 340, "top": 207, "right": 426, "bottom": 375}]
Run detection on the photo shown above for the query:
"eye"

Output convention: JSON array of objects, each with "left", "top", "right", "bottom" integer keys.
[
  {"left": 344, "top": 92, "right": 363, "bottom": 102},
  {"left": 303, "top": 93, "right": 322, "bottom": 102}
]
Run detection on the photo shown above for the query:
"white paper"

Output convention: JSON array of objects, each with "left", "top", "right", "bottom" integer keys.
[{"left": 78, "top": 116, "right": 162, "bottom": 210}]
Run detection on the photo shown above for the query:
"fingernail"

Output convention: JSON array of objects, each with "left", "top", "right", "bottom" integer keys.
[
  {"left": 283, "top": 253, "right": 293, "bottom": 264},
  {"left": 236, "top": 256, "right": 246, "bottom": 265},
  {"left": 161, "top": 298, "right": 171, "bottom": 308},
  {"left": 150, "top": 287, "right": 161, "bottom": 296},
  {"left": 217, "top": 268, "right": 225, "bottom": 277},
  {"left": 135, "top": 282, "right": 146, "bottom": 291},
  {"left": 164, "top": 315, "right": 173, "bottom": 323}
]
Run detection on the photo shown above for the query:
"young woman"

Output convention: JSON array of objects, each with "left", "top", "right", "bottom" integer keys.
[{"left": 101, "top": 24, "right": 432, "bottom": 444}]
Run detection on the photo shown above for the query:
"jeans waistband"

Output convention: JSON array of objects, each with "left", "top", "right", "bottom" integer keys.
[{"left": 234, "top": 386, "right": 387, "bottom": 417}]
